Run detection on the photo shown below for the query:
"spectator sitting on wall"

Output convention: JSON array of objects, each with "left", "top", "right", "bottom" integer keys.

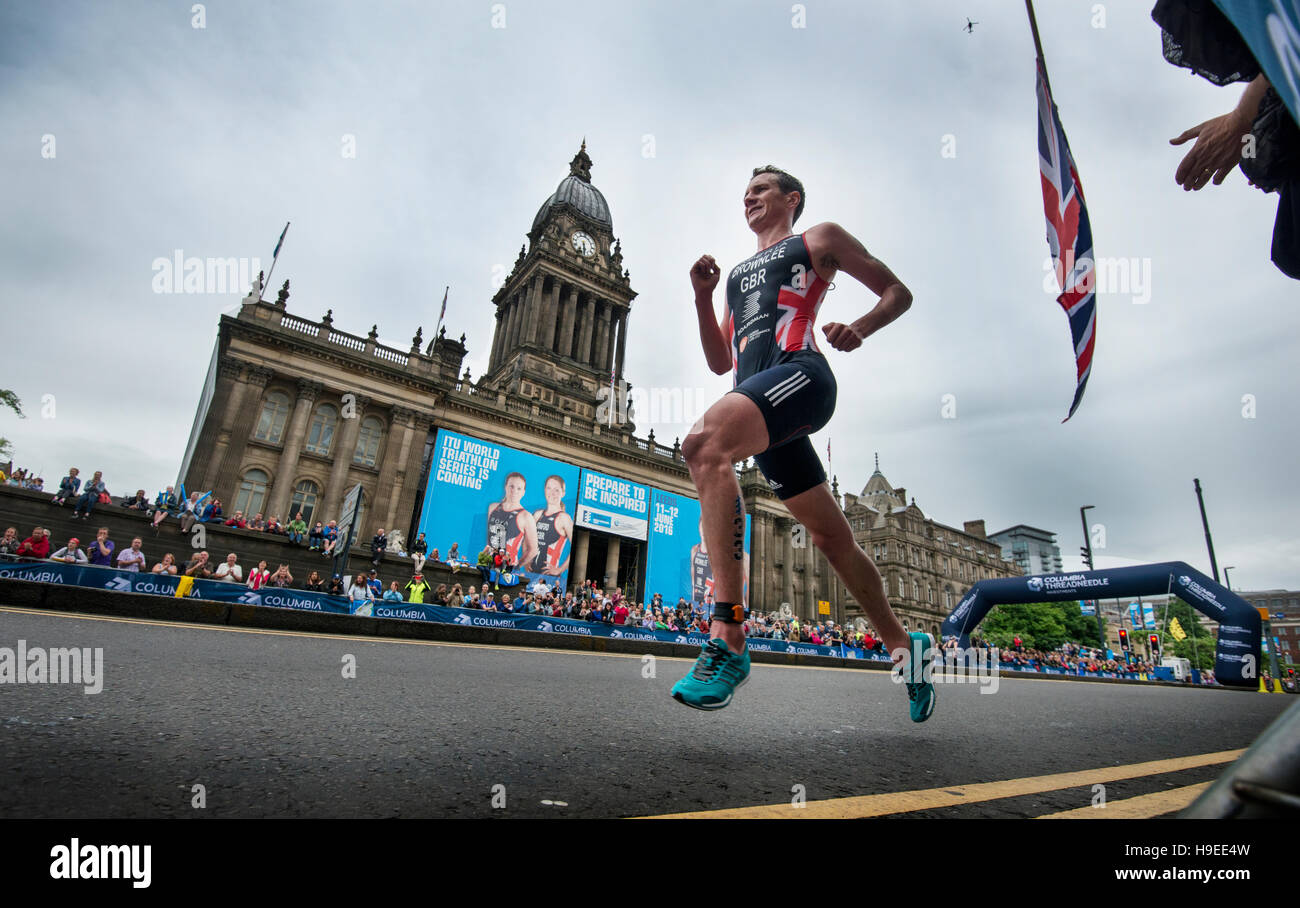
[
  {"left": 115, "top": 537, "right": 147, "bottom": 573},
  {"left": 308, "top": 521, "right": 324, "bottom": 550},
  {"left": 178, "top": 493, "right": 203, "bottom": 535},
  {"left": 224, "top": 511, "right": 247, "bottom": 529},
  {"left": 49, "top": 537, "right": 88, "bottom": 564},
  {"left": 266, "top": 564, "right": 294, "bottom": 588},
  {"left": 405, "top": 573, "right": 433, "bottom": 604},
  {"left": 321, "top": 521, "right": 338, "bottom": 556},
  {"left": 287, "top": 512, "right": 308, "bottom": 546},
  {"left": 200, "top": 497, "right": 223, "bottom": 523},
  {"left": 184, "top": 551, "right": 212, "bottom": 579},
  {"left": 51, "top": 468, "right": 80, "bottom": 507},
  {"left": 477, "top": 545, "right": 492, "bottom": 567},
  {"left": 383, "top": 581, "right": 404, "bottom": 602},
  {"left": 121, "top": 489, "right": 149, "bottom": 511},
  {"left": 151, "top": 553, "right": 178, "bottom": 575},
  {"left": 151, "top": 486, "right": 177, "bottom": 528},
  {"left": 446, "top": 542, "right": 461, "bottom": 571},
  {"left": 327, "top": 574, "right": 345, "bottom": 597},
  {"left": 371, "top": 528, "right": 387, "bottom": 569},
  {"left": 85, "top": 527, "right": 115, "bottom": 567},
  {"left": 71, "top": 470, "right": 107, "bottom": 520},
  {"left": 248, "top": 513, "right": 266, "bottom": 532},
  {"left": 302, "top": 570, "right": 325, "bottom": 593},
  {"left": 213, "top": 553, "right": 243, "bottom": 583},
  {"left": 246, "top": 560, "right": 270, "bottom": 590},
  {"left": 410, "top": 533, "right": 428, "bottom": 574},
  {"left": 264, "top": 515, "right": 284, "bottom": 536}
]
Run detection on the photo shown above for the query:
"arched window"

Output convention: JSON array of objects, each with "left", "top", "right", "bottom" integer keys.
[
  {"left": 305, "top": 404, "right": 338, "bottom": 455},
  {"left": 353, "top": 416, "right": 384, "bottom": 467},
  {"left": 912, "top": 579, "right": 920, "bottom": 601},
  {"left": 290, "top": 480, "right": 320, "bottom": 526},
  {"left": 897, "top": 576, "right": 905, "bottom": 599},
  {"left": 253, "top": 392, "right": 290, "bottom": 444},
  {"left": 944, "top": 587, "right": 953, "bottom": 609},
  {"left": 234, "top": 469, "right": 269, "bottom": 517}
]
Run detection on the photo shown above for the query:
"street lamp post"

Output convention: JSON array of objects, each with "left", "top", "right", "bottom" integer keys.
[{"left": 1080, "top": 505, "right": 1104, "bottom": 647}]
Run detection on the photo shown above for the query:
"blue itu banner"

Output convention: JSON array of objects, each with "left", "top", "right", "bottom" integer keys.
[
  {"left": 644, "top": 489, "right": 751, "bottom": 607},
  {"left": 576, "top": 468, "right": 649, "bottom": 540},
  {"left": 418, "top": 430, "right": 581, "bottom": 592}
]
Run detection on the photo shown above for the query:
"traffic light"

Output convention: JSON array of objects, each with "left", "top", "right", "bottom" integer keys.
[
  {"left": 1149, "top": 634, "right": 1161, "bottom": 660},
  {"left": 1118, "top": 628, "right": 1130, "bottom": 651},
  {"left": 1080, "top": 547, "right": 1093, "bottom": 569}
]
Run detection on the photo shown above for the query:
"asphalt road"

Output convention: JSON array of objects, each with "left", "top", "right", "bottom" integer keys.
[{"left": 0, "top": 606, "right": 1291, "bottom": 818}]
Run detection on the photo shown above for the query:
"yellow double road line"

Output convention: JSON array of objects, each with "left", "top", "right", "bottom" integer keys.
[{"left": 641, "top": 750, "right": 1241, "bottom": 819}]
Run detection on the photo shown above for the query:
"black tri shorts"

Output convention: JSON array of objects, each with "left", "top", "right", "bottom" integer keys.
[{"left": 729, "top": 352, "right": 836, "bottom": 500}]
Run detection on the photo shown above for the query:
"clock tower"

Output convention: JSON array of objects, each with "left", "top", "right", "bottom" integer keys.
[{"left": 480, "top": 142, "right": 637, "bottom": 426}]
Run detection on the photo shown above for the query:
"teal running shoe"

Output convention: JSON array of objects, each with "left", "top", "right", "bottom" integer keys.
[
  {"left": 904, "top": 632, "right": 937, "bottom": 723},
  {"left": 671, "top": 638, "right": 751, "bottom": 710}
]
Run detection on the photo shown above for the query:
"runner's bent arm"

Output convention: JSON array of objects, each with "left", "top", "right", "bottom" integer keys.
[
  {"left": 807, "top": 222, "right": 912, "bottom": 352},
  {"left": 690, "top": 254, "right": 732, "bottom": 374}
]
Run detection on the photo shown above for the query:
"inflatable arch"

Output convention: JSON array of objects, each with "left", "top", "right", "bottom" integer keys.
[{"left": 940, "top": 562, "right": 1262, "bottom": 688}]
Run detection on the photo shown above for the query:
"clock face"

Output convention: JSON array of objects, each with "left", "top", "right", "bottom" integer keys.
[{"left": 571, "top": 231, "right": 596, "bottom": 257}]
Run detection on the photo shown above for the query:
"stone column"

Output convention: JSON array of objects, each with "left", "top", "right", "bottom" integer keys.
[
  {"left": 524, "top": 275, "right": 543, "bottom": 346},
  {"left": 200, "top": 360, "right": 255, "bottom": 493},
  {"left": 576, "top": 295, "right": 595, "bottom": 366},
  {"left": 571, "top": 528, "right": 590, "bottom": 589},
  {"left": 603, "top": 536, "right": 621, "bottom": 591},
  {"left": 558, "top": 285, "right": 578, "bottom": 358},
  {"left": 601, "top": 306, "right": 616, "bottom": 374},
  {"left": 594, "top": 303, "right": 610, "bottom": 372},
  {"left": 371, "top": 406, "right": 409, "bottom": 536},
  {"left": 266, "top": 379, "right": 322, "bottom": 519},
  {"left": 541, "top": 278, "right": 561, "bottom": 351},
  {"left": 213, "top": 365, "right": 274, "bottom": 497},
  {"left": 614, "top": 309, "right": 627, "bottom": 383},
  {"left": 490, "top": 308, "right": 505, "bottom": 371},
  {"left": 754, "top": 512, "right": 768, "bottom": 614},
  {"left": 321, "top": 394, "right": 369, "bottom": 522},
  {"left": 505, "top": 292, "right": 521, "bottom": 354},
  {"left": 393, "top": 413, "right": 434, "bottom": 539},
  {"left": 781, "top": 517, "right": 795, "bottom": 613}
]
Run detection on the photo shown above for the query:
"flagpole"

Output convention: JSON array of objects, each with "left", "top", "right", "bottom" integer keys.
[
  {"left": 1025, "top": 0, "right": 1052, "bottom": 91},
  {"left": 259, "top": 221, "right": 290, "bottom": 303},
  {"left": 435, "top": 285, "right": 449, "bottom": 337}
]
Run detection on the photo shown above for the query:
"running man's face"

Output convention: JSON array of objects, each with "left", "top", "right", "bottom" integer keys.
[
  {"left": 544, "top": 478, "right": 563, "bottom": 506},
  {"left": 744, "top": 173, "right": 799, "bottom": 233}
]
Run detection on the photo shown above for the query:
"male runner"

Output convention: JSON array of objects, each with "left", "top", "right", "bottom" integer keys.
[
  {"left": 486, "top": 472, "right": 539, "bottom": 570},
  {"left": 531, "top": 474, "right": 573, "bottom": 577},
  {"left": 669, "top": 165, "right": 936, "bottom": 721}
]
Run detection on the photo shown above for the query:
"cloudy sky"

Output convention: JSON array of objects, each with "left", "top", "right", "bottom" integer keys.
[{"left": 1, "top": 1, "right": 1296, "bottom": 591}]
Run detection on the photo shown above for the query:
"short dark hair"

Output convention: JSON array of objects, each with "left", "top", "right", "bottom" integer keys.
[{"left": 751, "top": 165, "right": 805, "bottom": 224}]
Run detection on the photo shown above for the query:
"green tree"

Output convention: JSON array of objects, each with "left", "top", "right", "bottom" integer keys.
[
  {"left": 981, "top": 600, "right": 1102, "bottom": 651},
  {"left": 0, "top": 389, "right": 23, "bottom": 462}
]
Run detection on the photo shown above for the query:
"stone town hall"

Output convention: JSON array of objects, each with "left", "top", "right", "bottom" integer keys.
[{"left": 179, "top": 142, "right": 1017, "bottom": 636}]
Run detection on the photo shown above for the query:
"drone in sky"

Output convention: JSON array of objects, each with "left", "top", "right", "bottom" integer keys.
[{"left": 964, "top": 18, "right": 979, "bottom": 33}]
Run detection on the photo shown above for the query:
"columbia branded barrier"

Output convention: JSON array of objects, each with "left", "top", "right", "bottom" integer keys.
[{"left": 0, "top": 560, "right": 881, "bottom": 659}]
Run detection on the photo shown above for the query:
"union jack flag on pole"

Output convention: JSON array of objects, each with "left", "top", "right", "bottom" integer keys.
[{"left": 1031, "top": 1, "right": 1095, "bottom": 422}]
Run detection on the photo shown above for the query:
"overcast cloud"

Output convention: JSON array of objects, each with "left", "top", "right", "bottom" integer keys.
[{"left": 1, "top": 0, "right": 1296, "bottom": 590}]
